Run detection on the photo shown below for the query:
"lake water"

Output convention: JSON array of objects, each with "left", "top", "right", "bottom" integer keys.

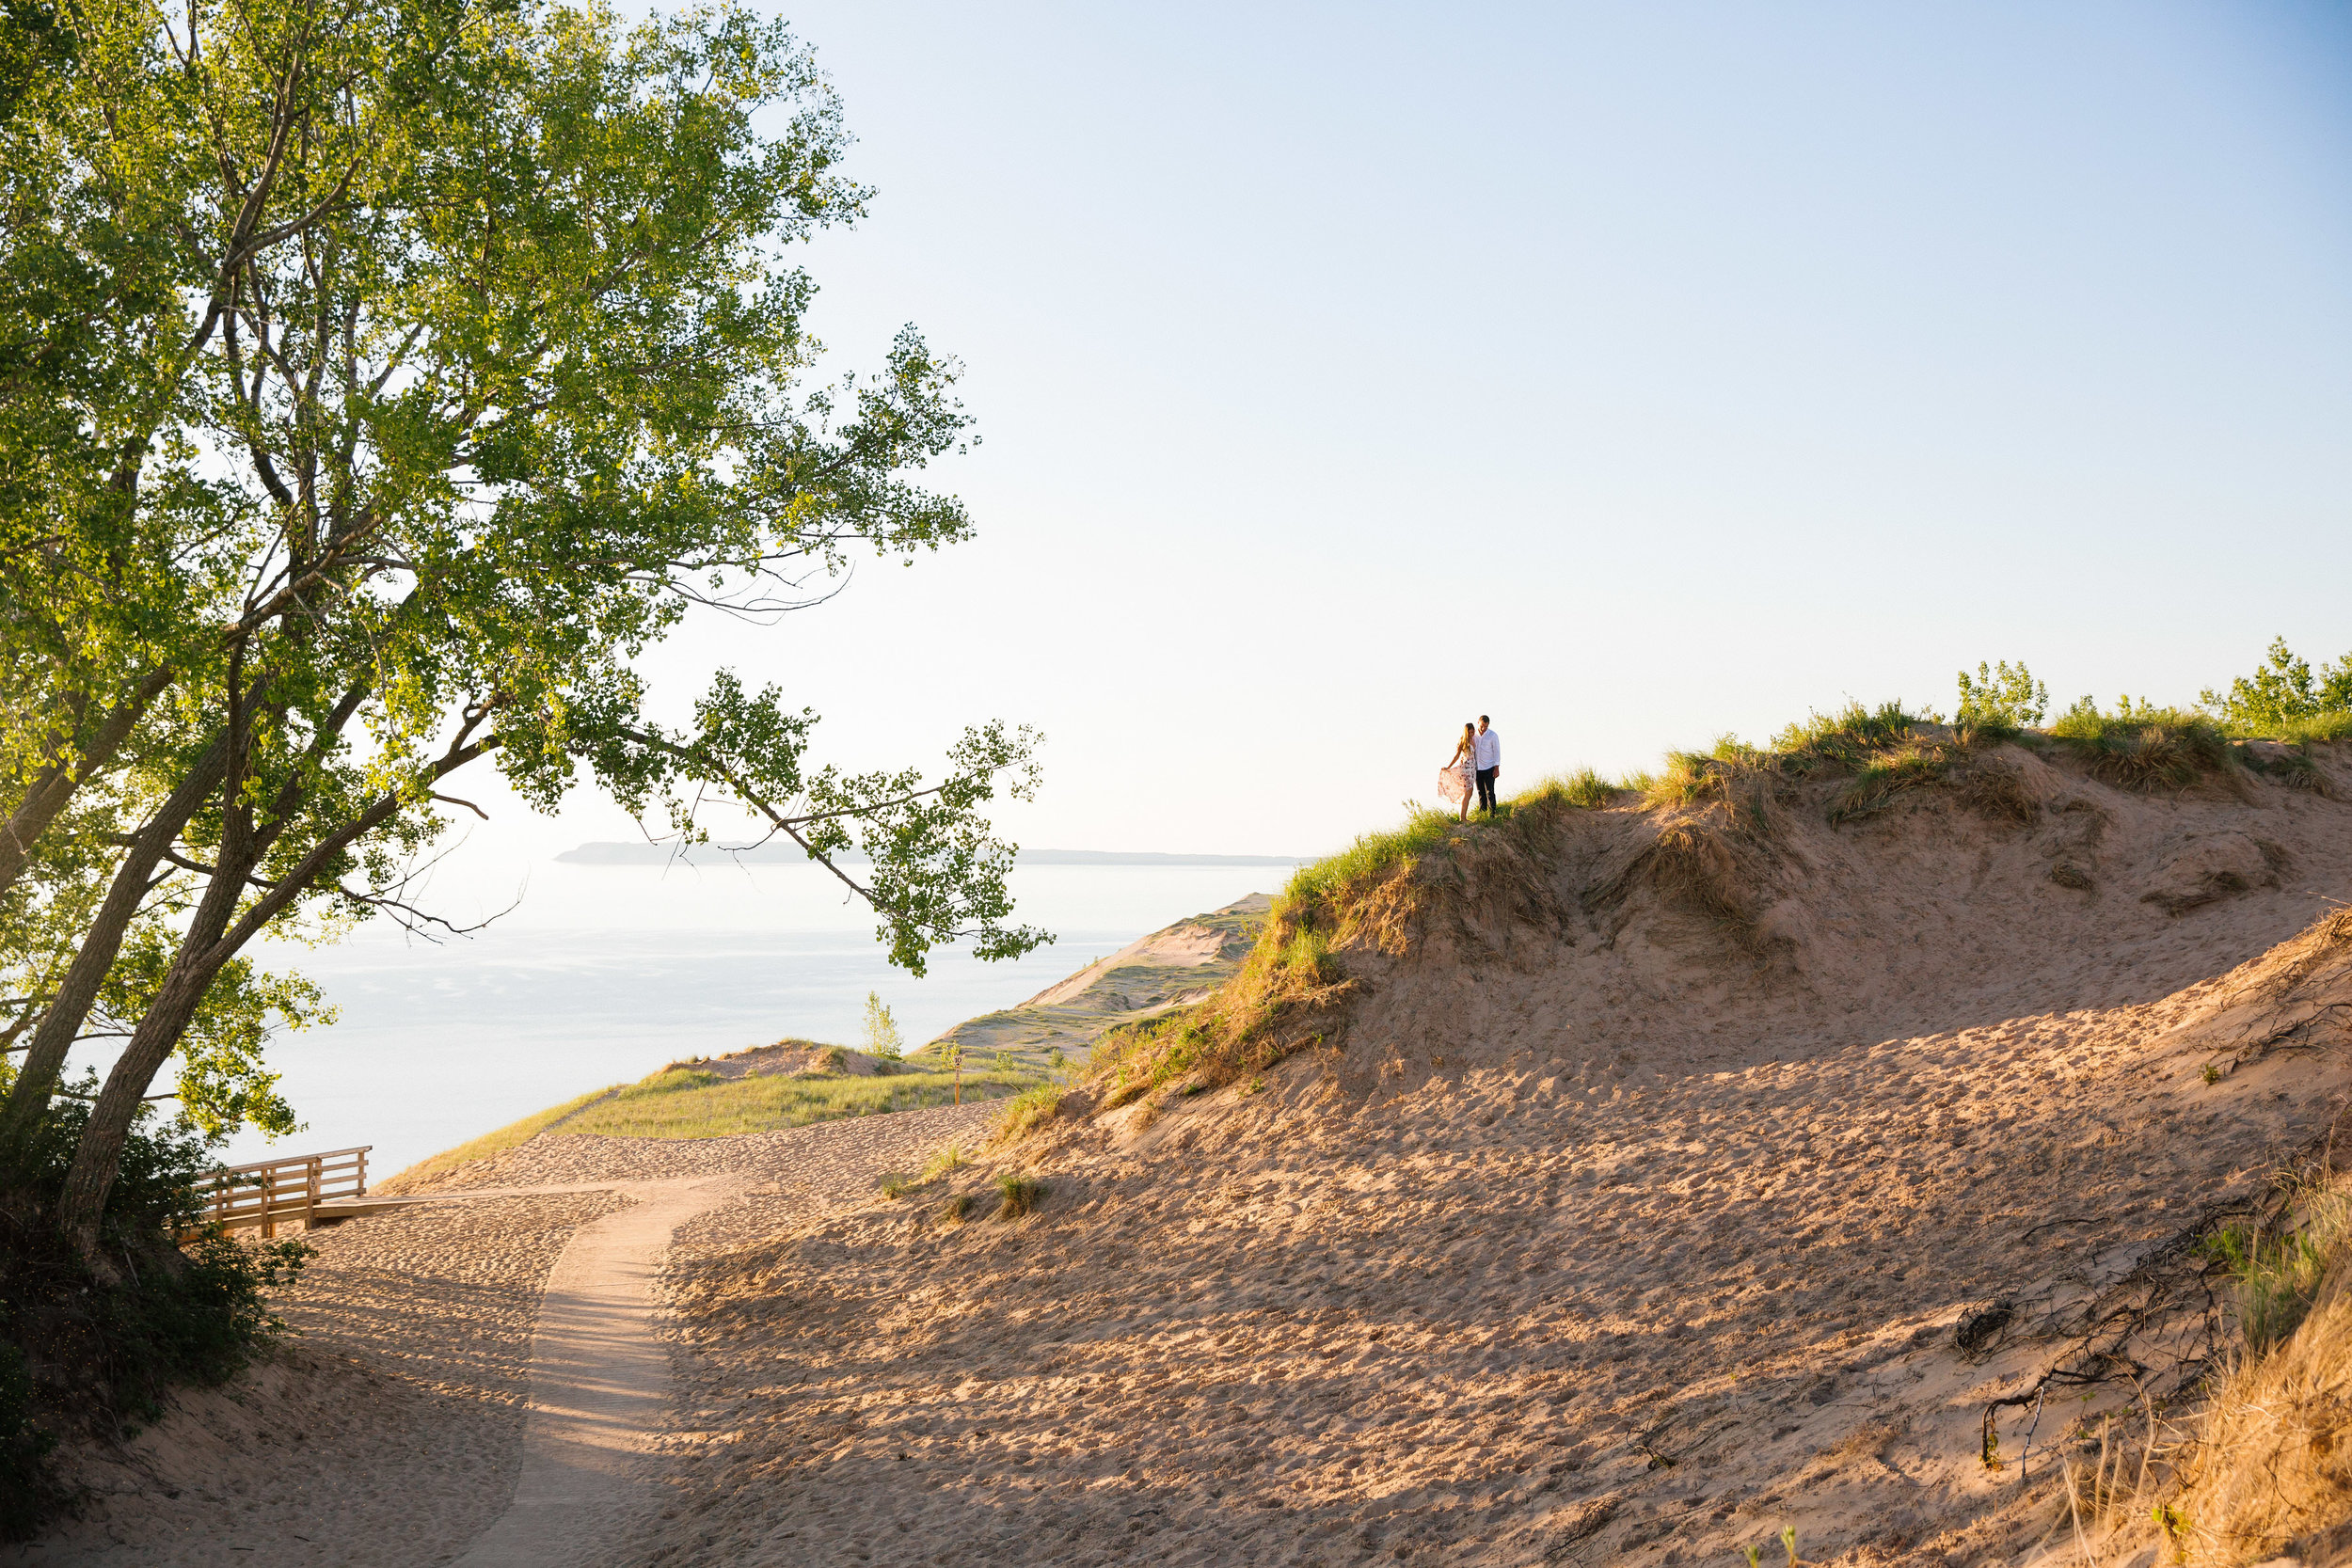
[{"left": 191, "top": 862, "right": 1287, "bottom": 1177}]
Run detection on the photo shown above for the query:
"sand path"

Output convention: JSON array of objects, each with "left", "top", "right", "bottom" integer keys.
[
  {"left": 20, "top": 1100, "right": 1001, "bottom": 1566},
  {"left": 453, "top": 1175, "right": 747, "bottom": 1568}
]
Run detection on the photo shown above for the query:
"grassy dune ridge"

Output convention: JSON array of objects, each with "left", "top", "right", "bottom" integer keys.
[{"left": 559, "top": 1063, "right": 1038, "bottom": 1140}]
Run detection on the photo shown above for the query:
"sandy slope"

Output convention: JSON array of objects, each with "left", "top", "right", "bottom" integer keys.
[
  {"left": 930, "top": 896, "right": 1272, "bottom": 1069},
  {"left": 17, "top": 1105, "right": 1004, "bottom": 1565},
  {"left": 625, "top": 744, "right": 2352, "bottom": 1567},
  {"left": 17, "top": 1190, "right": 627, "bottom": 1567}
]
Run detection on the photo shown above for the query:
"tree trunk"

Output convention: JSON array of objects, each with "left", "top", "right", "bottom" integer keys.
[
  {"left": 0, "top": 734, "right": 226, "bottom": 1157},
  {"left": 54, "top": 959, "right": 215, "bottom": 1273},
  {"left": 56, "top": 736, "right": 494, "bottom": 1261},
  {"left": 56, "top": 800, "right": 257, "bottom": 1267}
]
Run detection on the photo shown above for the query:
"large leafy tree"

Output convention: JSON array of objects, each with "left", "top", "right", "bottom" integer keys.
[{"left": 0, "top": 0, "right": 1046, "bottom": 1261}]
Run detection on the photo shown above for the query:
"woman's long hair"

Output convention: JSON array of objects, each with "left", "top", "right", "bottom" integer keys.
[{"left": 1459, "top": 721, "right": 1475, "bottom": 752}]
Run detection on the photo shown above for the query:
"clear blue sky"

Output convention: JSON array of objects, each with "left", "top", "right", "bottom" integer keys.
[{"left": 505, "top": 0, "right": 2352, "bottom": 867}]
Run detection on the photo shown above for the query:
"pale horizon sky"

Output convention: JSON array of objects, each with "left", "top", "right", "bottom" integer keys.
[{"left": 453, "top": 1, "right": 2352, "bottom": 890}]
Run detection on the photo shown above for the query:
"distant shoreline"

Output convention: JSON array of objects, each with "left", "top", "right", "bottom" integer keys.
[{"left": 553, "top": 842, "right": 1313, "bottom": 868}]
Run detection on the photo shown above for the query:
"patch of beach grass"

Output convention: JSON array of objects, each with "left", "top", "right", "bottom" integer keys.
[
  {"left": 995, "top": 1172, "right": 1045, "bottom": 1219},
  {"left": 1511, "top": 766, "right": 1619, "bottom": 810},
  {"left": 383, "top": 1084, "right": 621, "bottom": 1188},
  {"left": 2254, "top": 709, "right": 2352, "bottom": 744},
  {"left": 2116, "top": 1180, "right": 2352, "bottom": 1561},
  {"left": 1282, "top": 806, "right": 1464, "bottom": 924},
  {"left": 992, "top": 1083, "right": 1064, "bottom": 1145},
  {"left": 2047, "top": 701, "right": 2233, "bottom": 790},
  {"left": 1771, "top": 700, "right": 1934, "bottom": 771},
  {"left": 1827, "top": 742, "right": 1957, "bottom": 824},
  {"left": 554, "top": 1064, "right": 1041, "bottom": 1140}
]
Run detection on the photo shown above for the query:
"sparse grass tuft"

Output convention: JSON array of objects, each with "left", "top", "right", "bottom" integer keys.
[
  {"left": 995, "top": 1173, "right": 1045, "bottom": 1220},
  {"left": 2237, "top": 741, "right": 2334, "bottom": 797},
  {"left": 1511, "top": 766, "right": 1619, "bottom": 810},
  {"left": 1826, "top": 742, "right": 1958, "bottom": 823},
  {"left": 992, "top": 1083, "right": 1064, "bottom": 1145},
  {"left": 1771, "top": 701, "right": 1934, "bottom": 772},
  {"left": 920, "top": 1144, "right": 968, "bottom": 1182},
  {"left": 2047, "top": 705, "right": 2233, "bottom": 790},
  {"left": 1954, "top": 759, "right": 2039, "bottom": 824},
  {"left": 878, "top": 1172, "right": 913, "bottom": 1199},
  {"left": 940, "top": 1192, "right": 972, "bottom": 1224},
  {"left": 2205, "top": 1191, "right": 2352, "bottom": 1354},
  {"left": 1646, "top": 817, "right": 1756, "bottom": 927}
]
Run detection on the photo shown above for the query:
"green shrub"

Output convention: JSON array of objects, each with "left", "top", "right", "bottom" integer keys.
[
  {"left": 861, "top": 991, "right": 904, "bottom": 1059},
  {"left": 1955, "top": 660, "right": 2048, "bottom": 728},
  {"left": 0, "top": 1098, "right": 310, "bottom": 1536},
  {"left": 2201, "top": 637, "right": 2352, "bottom": 736}
]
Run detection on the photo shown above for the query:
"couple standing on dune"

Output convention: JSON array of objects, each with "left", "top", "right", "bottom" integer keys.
[{"left": 1438, "top": 716, "right": 1502, "bottom": 821}]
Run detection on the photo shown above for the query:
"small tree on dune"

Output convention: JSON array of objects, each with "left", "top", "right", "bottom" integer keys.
[
  {"left": 862, "top": 992, "right": 904, "bottom": 1060},
  {"left": 2201, "top": 637, "right": 2352, "bottom": 734},
  {"left": 1954, "top": 661, "right": 2049, "bottom": 729}
]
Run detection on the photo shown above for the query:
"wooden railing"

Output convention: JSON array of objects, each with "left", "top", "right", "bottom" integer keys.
[{"left": 198, "top": 1146, "right": 371, "bottom": 1236}]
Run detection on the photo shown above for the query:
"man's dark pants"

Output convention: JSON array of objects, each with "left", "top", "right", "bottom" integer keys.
[{"left": 1476, "top": 767, "right": 1498, "bottom": 814}]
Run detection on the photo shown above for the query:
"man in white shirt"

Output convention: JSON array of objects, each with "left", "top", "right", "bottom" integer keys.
[{"left": 1474, "top": 716, "right": 1501, "bottom": 816}]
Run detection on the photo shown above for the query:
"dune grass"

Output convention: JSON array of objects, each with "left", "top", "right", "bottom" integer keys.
[
  {"left": 992, "top": 1082, "right": 1065, "bottom": 1144},
  {"left": 2109, "top": 1178, "right": 2352, "bottom": 1562},
  {"left": 1827, "top": 742, "right": 1959, "bottom": 823},
  {"left": 553, "top": 1064, "right": 1041, "bottom": 1140},
  {"left": 383, "top": 1084, "right": 622, "bottom": 1188},
  {"left": 1771, "top": 700, "right": 1935, "bottom": 771},
  {"left": 2250, "top": 709, "right": 2352, "bottom": 744},
  {"left": 2046, "top": 705, "right": 2233, "bottom": 790},
  {"left": 1283, "top": 806, "right": 1465, "bottom": 923},
  {"left": 1510, "top": 766, "right": 1620, "bottom": 810},
  {"left": 1087, "top": 908, "right": 1349, "bottom": 1110},
  {"left": 995, "top": 1172, "right": 1046, "bottom": 1219}
]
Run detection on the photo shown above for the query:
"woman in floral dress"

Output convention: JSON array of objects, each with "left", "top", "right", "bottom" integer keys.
[{"left": 1438, "top": 721, "right": 1476, "bottom": 821}]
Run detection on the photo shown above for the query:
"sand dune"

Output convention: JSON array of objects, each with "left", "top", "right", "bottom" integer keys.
[
  {"left": 26, "top": 742, "right": 2351, "bottom": 1566},
  {"left": 624, "top": 742, "right": 2352, "bottom": 1566}
]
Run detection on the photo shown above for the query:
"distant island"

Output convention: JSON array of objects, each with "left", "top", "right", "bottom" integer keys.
[{"left": 553, "top": 842, "right": 1311, "bottom": 867}]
